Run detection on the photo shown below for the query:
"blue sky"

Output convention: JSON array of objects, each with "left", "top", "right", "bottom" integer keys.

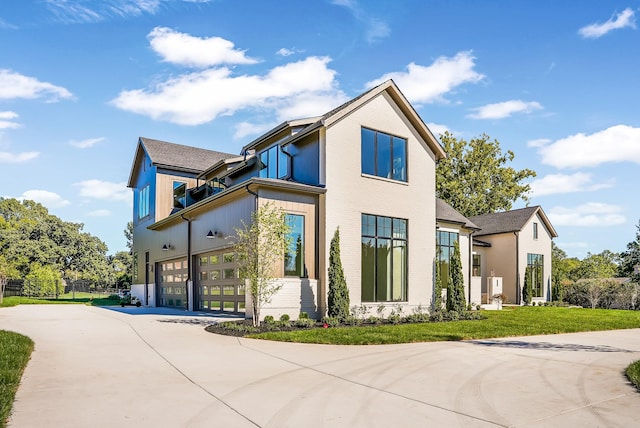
[{"left": 1, "top": 0, "right": 639, "bottom": 259}]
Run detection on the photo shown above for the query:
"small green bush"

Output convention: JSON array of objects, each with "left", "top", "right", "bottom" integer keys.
[
  {"left": 280, "top": 314, "right": 290, "bottom": 322},
  {"left": 365, "top": 316, "right": 382, "bottom": 325},
  {"left": 445, "top": 310, "right": 460, "bottom": 321},
  {"left": 263, "top": 315, "right": 275, "bottom": 325},
  {"left": 626, "top": 360, "right": 640, "bottom": 391},
  {"left": 299, "top": 311, "right": 309, "bottom": 319},
  {"left": 322, "top": 316, "right": 341, "bottom": 327},
  {"left": 293, "top": 318, "right": 315, "bottom": 328},
  {"left": 429, "top": 311, "right": 444, "bottom": 322}
]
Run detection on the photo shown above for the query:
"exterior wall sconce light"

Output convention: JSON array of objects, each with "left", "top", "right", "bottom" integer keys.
[
  {"left": 162, "top": 244, "right": 171, "bottom": 251},
  {"left": 206, "top": 230, "right": 218, "bottom": 239}
]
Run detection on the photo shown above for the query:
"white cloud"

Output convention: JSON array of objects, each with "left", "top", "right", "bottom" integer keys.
[
  {"left": 0, "top": 151, "right": 39, "bottom": 162},
  {"left": 112, "top": 56, "right": 344, "bottom": 125},
  {"left": 18, "top": 190, "right": 70, "bottom": 208},
  {"left": 548, "top": 202, "right": 626, "bottom": 227},
  {"left": 148, "top": 27, "right": 258, "bottom": 68},
  {"left": 426, "top": 122, "right": 450, "bottom": 137},
  {"left": 0, "top": 69, "right": 73, "bottom": 102},
  {"left": 579, "top": 8, "right": 636, "bottom": 39},
  {"left": 331, "top": 0, "right": 390, "bottom": 43},
  {"left": 233, "top": 122, "right": 273, "bottom": 140},
  {"left": 69, "top": 137, "right": 105, "bottom": 149},
  {"left": 366, "top": 51, "right": 485, "bottom": 104},
  {"left": 537, "top": 124, "right": 640, "bottom": 168},
  {"left": 467, "top": 100, "right": 542, "bottom": 119},
  {"left": 86, "top": 209, "right": 111, "bottom": 217},
  {"left": 74, "top": 180, "right": 130, "bottom": 202},
  {"left": 271, "top": 90, "right": 347, "bottom": 122},
  {"left": 526, "top": 138, "right": 551, "bottom": 148},
  {"left": 530, "top": 172, "right": 614, "bottom": 197},
  {"left": 44, "top": 0, "right": 167, "bottom": 23},
  {"left": 276, "top": 48, "right": 296, "bottom": 57},
  {"left": 0, "top": 111, "right": 20, "bottom": 129}
]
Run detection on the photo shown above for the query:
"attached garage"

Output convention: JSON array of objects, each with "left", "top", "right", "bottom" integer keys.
[
  {"left": 196, "top": 249, "right": 245, "bottom": 313},
  {"left": 158, "top": 258, "right": 188, "bottom": 309}
]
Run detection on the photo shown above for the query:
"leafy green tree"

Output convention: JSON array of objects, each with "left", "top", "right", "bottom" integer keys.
[
  {"left": 125, "top": 221, "right": 133, "bottom": 250},
  {"left": 235, "top": 203, "right": 292, "bottom": 326},
  {"left": 436, "top": 132, "right": 536, "bottom": 217},
  {"left": 23, "top": 264, "right": 63, "bottom": 297},
  {"left": 569, "top": 250, "right": 619, "bottom": 281},
  {"left": 433, "top": 256, "right": 443, "bottom": 311},
  {"left": 446, "top": 240, "right": 466, "bottom": 312},
  {"left": 0, "top": 255, "right": 19, "bottom": 304},
  {"left": 327, "top": 227, "right": 350, "bottom": 321},
  {"left": 523, "top": 266, "right": 533, "bottom": 305},
  {"left": 619, "top": 219, "right": 640, "bottom": 283}
]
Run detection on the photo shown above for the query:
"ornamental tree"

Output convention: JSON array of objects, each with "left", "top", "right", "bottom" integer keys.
[
  {"left": 327, "top": 227, "right": 350, "bottom": 321},
  {"left": 235, "top": 202, "right": 292, "bottom": 327},
  {"left": 446, "top": 240, "right": 466, "bottom": 312}
]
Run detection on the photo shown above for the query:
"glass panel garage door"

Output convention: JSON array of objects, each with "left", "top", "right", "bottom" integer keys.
[
  {"left": 158, "top": 258, "right": 188, "bottom": 309},
  {"left": 197, "top": 250, "right": 244, "bottom": 313}
]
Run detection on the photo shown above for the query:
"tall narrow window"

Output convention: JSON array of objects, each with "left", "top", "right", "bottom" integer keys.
[
  {"left": 138, "top": 185, "right": 150, "bottom": 219},
  {"left": 361, "top": 128, "right": 407, "bottom": 182},
  {"left": 527, "top": 253, "right": 544, "bottom": 297},
  {"left": 361, "top": 214, "right": 407, "bottom": 302},
  {"left": 284, "top": 214, "right": 304, "bottom": 277},
  {"left": 259, "top": 145, "right": 288, "bottom": 179},
  {"left": 533, "top": 222, "right": 539, "bottom": 240},
  {"left": 472, "top": 254, "right": 481, "bottom": 277},
  {"left": 436, "top": 230, "right": 459, "bottom": 290},
  {"left": 173, "top": 181, "right": 186, "bottom": 209}
]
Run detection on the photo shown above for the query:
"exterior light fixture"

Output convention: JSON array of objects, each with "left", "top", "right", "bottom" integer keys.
[
  {"left": 162, "top": 244, "right": 170, "bottom": 251},
  {"left": 206, "top": 230, "right": 217, "bottom": 239}
]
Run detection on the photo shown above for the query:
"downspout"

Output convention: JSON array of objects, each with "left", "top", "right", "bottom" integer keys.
[
  {"left": 245, "top": 184, "right": 258, "bottom": 210},
  {"left": 468, "top": 230, "right": 474, "bottom": 305},
  {"left": 181, "top": 214, "right": 193, "bottom": 311},
  {"left": 514, "top": 231, "right": 520, "bottom": 305}
]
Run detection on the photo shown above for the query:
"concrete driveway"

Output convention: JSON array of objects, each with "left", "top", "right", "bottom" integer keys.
[{"left": 1, "top": 304, "right": 639, "bottom": 428}]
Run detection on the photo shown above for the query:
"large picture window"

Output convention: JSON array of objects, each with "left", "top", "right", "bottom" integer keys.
[
  {"left": 284, "top": 214, "right": 304, "bottom": 277},
  {"left": 361, "top": 127, "right": 407, "bottom": 182},
  {"left": 527, "top": 253, "right": 544, "bottom": 298},
  {"left": 436, "top": 230, "right": 459, "bottom": 289},
  {"left": 138, "top": 185, "right": 150, "bottom": 219},
  {"left": 361, "top": 214, "right": 407, "bottom": 302},
  {"left": 259, "top": 145, "right": 288, "bottom": 179},
  {"left": 173, "top": 181, "right": 186, "bottom": 209}
]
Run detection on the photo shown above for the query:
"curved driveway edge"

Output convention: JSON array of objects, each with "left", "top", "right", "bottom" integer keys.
[{"left": 1, "top": 304, "right": 639, "bottom": 427}]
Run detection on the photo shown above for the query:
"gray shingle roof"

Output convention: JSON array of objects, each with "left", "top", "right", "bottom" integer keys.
[
  {"left": 436, "top": 198, "right": 480, "bottom": 229},
  {"left": 469, "top": 206, "right": 540, "bottom": 236},
  {"left": 140, "top": 137, "right": 235, "bottom": 173}
]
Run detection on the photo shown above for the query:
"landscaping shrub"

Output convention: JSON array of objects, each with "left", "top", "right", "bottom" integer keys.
[
  {"left": 626, "top": 360, "right": 640, "bottom": 391},
  {"left": 322, "top": 316, "right": 341, "bottom": 328},
  {"left": 293, "top": 318, "right": 316, "bottom": 328},
  {"left": 263, "top": 315, "right": 275, "bottom": 325},
  {"left": 279, "top": 314, "right": 290, "bottom": 322},
  {"left": 327, "top": 228, "right": 350, "bottom": 321}
]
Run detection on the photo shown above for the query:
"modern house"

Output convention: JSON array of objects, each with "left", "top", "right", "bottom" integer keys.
[{"left": 128, "top": 79, "right": 556, "bottom": 320}]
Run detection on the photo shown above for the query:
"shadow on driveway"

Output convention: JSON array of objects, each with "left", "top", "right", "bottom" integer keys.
[
  {"left": 97, "top": 305, "right": 244, "bottom": 325},
  {"left": 469, "top": 339, "right": 634, "bottom": 353}
]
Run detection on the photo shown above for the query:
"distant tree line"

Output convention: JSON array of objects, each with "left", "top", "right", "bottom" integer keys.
[{"left": 0, "top": 198, "right": 131, "bottom": 297}]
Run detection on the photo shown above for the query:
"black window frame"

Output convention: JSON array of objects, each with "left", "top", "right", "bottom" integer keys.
[
  {"left": 361, "top": 127, "right": 407, "bottom": 182},
  {"left": 436, "top": 230, "right": 460, "bottom": 289},
  {"left": 527, "top": 253, "right": 544, "bottom": 298},
  {"left": 259, "top": 145, "right": 288, "bottom": 179},
  {"left": 284, "top": 214, "right": 305, "bottom": 277}
]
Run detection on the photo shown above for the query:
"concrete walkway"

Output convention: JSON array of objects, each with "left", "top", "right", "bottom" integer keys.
[{"left": 1, "top": 304, "right": 639, "bottom": 427}]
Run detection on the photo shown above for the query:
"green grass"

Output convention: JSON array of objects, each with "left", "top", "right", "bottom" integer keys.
[
  {"left": 627, "top": 360, "right": 640, "bottom": 391},
  {"left": 249, "top": 306, "right": 640, "bottom": 345},
  {"left": 1, "top": 293, "right": 121, "bottom": 308},
  {"left": 0, "top": 331, "right": 34, "bottom": 427}
]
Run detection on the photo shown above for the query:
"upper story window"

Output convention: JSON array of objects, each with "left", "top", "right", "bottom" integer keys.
[
  {"left": 361, "top": 127, "right": 407, "bottom": 182},
  {"left": 173, "top": 181, "right": 186, "bottom": 210},
  {"left": 533, "top": 222, "right": 539, "bottom": 240},
  {"left": 138, "top": 185, "right": 150, "bottom": 219},
  {"left": 259, "top": 145, "right": 288, "bottom": 179}
]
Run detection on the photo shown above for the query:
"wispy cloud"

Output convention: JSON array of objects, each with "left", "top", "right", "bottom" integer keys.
[
  {"left": 331, "top": 0, "right": 390, "bottom": 43},
  {"left": 18, "top": 190, "right": 70, "bottom": 208},
  {"left": 526, "top": 138, "right": 552, "bottom": 148},
  {"left": 548, "top": 202, "right": 626, "bottom": 227},
  {"left": 530, "top": 172, "right": 614, "bottom": 197},
  {"left": 0, "top": 111, "right": 20, "bottom": 130},
  {"left": 44, "top": 0, "right": 213, "bottom": 24},
  {"left": 366, "top": 51, "right": 485, "bottom": 104},
  {"left": 426, "top": 122, "right": 451, "bottom": 137},
  {"left": 148, "top": 27, "right": 258, "bottom": 68},
  {"left": 86, "top": 209, "right": 111, "bottom": 217},
  {"left": 0, "top": 17, "right": 19, "bottom": 30},
  {"left": 467, "top": 100, "right": 542, "bottom": 119},
  {"left": 0, "top": 151, "right": 39, "bottom": 163},
  {"left": 536, "top": 124, "right": 640, "bottom": 168},
  {"left": 276, "top": 48, "right": 302, "bottom": 57},
  {"left": 74, "top": 179, "right": 131, "bottom": 202},
  {"left": 233, "top": 122, "right": 274, "bottom": 140},
  {"left": 69, "top": 137, "right": 105, "bottom": 149},
  {"left": 0, "top": 69, "right": 73, "bottom": 102},
  {"left": 579, "top": 8, "right": 636, "bottom": 39}
]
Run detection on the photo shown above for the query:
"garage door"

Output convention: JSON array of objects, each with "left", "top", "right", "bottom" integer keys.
[
  {"left": 158, "top": 258, "right": 188, "bottom": 309},
  {"left": 197, "top": 250, "right": 245, "bottom": 313}
]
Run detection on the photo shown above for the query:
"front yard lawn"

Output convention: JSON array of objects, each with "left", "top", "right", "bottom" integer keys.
[
  {"left": 0, "top": 331, "right": 34, "bottom": 426},
  {"left": 247, "top": 306, "right": 640, "bottom": 345},
  {"left": 0, "top": 294, "right": 121, "bottom": 308}
]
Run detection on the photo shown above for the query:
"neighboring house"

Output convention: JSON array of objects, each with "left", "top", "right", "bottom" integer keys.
[
  {"left": 127, "top": 79, "right": 556, "bottom": 320},
  {"left": 469, "top": 207, "right": 558, "bottom": 304}
]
